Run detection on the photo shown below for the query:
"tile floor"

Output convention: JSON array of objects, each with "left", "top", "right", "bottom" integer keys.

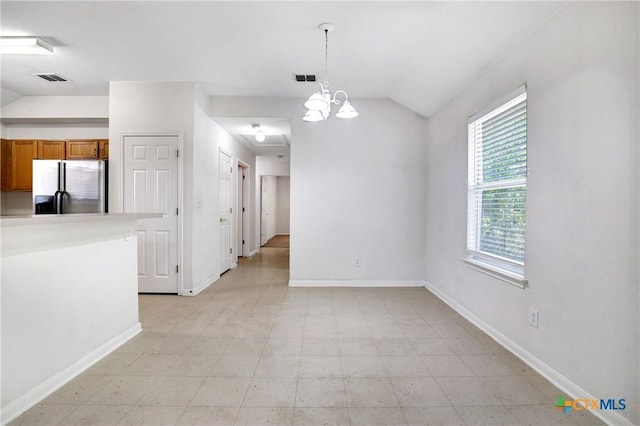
[{"left": 11, "top": 248, "right": 603, "bottom": 425}]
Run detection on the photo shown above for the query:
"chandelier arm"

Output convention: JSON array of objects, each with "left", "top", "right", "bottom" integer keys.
[{"left": 331, "top": 90, "right": 349, "bottom": 105}]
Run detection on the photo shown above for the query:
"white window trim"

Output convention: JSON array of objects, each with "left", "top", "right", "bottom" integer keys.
[{"left": 464, "top": 84, "right": 528, "bottom": 289}]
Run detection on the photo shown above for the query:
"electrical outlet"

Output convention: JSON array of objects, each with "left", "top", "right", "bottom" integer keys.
[
  {"left": 125, "top": 226, "right": 132, "bottom": 241},
  {"left": 529, "top": 308, "right": 539, "bottom": 328},
  {"left": 354, "top": 258, "right": 361, "bottom": 267}
]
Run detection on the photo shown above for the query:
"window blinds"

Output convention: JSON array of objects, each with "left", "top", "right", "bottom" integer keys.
[{"left": 467, "top": 90, "right": 527, "bottom": 267}]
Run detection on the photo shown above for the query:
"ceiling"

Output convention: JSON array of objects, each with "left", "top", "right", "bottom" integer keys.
[{"left": 1, "top": 1, "right": 565, "bottom": 153}]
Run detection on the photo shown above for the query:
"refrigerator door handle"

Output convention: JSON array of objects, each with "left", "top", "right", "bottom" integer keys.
[{"left": 54, "top": 190, "right": 62, "bottom": 214}]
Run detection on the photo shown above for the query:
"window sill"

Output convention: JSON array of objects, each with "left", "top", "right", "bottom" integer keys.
[{"left": 462, "top": 257, "right": 528, "bottom": 289}]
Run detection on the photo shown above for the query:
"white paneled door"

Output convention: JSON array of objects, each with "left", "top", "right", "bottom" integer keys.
[
  {"left": 124, "top": 135, "right": 179, "bottom": 293},
  {"left": 219, "top": 150, "right": 232, "bottom": 274}
]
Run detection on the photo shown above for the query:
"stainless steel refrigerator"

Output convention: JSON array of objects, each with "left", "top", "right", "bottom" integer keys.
[{"left": 32, "top": 160, "right": 108, "bottom": 214}]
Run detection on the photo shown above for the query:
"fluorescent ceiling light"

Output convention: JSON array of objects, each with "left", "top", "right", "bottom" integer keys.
[{"left": 0, "top": 37, "right": 53, "bottom": 55}]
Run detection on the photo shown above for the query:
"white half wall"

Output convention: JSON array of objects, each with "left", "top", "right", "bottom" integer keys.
[
  {"left": 423, "top": 3, "right": 639, "bottom": 425},
  {"left": 1, "top": 217, "right": 141, "bottom": 424}
]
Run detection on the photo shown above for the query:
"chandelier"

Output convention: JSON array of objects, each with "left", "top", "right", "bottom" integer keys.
[{"left": 303, "top": 23, "right": 358, "bottom": 122}]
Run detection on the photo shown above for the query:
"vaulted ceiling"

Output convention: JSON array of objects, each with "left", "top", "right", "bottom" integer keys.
[{"left": 1, "top": 1, "right": 565, "bottom": 118}]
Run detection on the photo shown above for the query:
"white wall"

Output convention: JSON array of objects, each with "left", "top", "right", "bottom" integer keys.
[
  {"left": 110, "top": 82, "right": 255, "bottom": 294},
  {"left": 1, "top": 217, "right": 141, "bottom": 424},
  {"left": 211, "top": 96, "right": 428, "bottom": 286},
  {"left": 0, "top": 96, "right": 108, "bottom": 120},
  {"left": 276, "top": 176, "right": 290, "bottom": 235},
  {"left": 423, "top": 3, "right": 638, "bottom": 425},
  {"left": 2, "top": 124, "right": 108, "bottom": 140}
]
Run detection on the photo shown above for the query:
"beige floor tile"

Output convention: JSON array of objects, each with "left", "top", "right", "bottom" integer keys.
[
  {"left": 8, "top": 404, "right": 78, "bottom": 425},
  {"left": 409, "top": 338, "right": 455, "bottom": 355},
  {"left": 382, "top": 356, "right": 432, "bottom": 377},
  {"left": 460, "top": 354, "right": 517, "bottom": 376},
  {"left": 338, "top": 338, "right": 379, "bottom": 355},
  {"left": 292, "top": 407, "right": 349, "bottom": 426},
  {"left": 176, "top": 406, "right": 239, "bottom": 425},
  {"left": 254, "top": 355, "right": 300, "bottom": 377},
  {"left": 375, "top": 338, "right": 417, "bottom": 356},
  {"left": 435, "top": 377, "right": 501, "bottom": 406},
  {"left": 209, "top": 355, "right": 259, "bottom": 377},
  {"left": 90, "top": 375, "right": 157, "bottom": 405},
  {"left": 186, "top": 337, "right": 231, "bottom": 355},
  {"left": 402, "top": 407, "right": 464, "bottom": 425},
  {"left": 223, "top": 338, "right": 267, "bottom": 355},
  {"left": 421, "top": 355, "right": 475, "bottom": 377},
  {"left": 456, "top": 405, "right": 523, "bottom": 425},
  {"left": 348, "top": 407, "right": 408, "bottom": 425},
  {"left": 299, "top": 356, "right": 342, "bottom": 377},
  {"left": 138, "top": 376, "right": 205, "bottom": 406},
  {"left": 431, "top": 322, "right": 473, "bottom": 338},
  {"left": 190, "top": 377, "right": 251, "bottom": 407},
  {"left": 42, "top": 375, "right": 113, "bottom": 404},
  {"left": 479, "top": 376, "right": 550, "bottom": 405},
  {"left": 147, "top": 336, "right": 197, "bottom": 355},
  {"left": 399, "top": 324, "right": 439, "bottom": 339},
  {"left": 118, "top": 405, "right": 186, "bottom": 425},
  {"left": 443, "top": 337, "right": 492, "bottom": 355},
  {"left": 295, "top": 378, "right": 347, "bottom": 408},
  {"left": 57, "top": 404, "right": 132, "bottom": 425},
  {"left": 390, "top": 378, "right": 451, "bottom": 407},
  {"left": 85, "top": 352, "right": 142, "bottom": 376},
  {"left": 341, "top": 355, "right": 387, "bottom": 378},
  {"left": 234, "top": 407, "right": 293, "bottom": 425},
  {"left": 301, "top": 338, "right": 340, "bottom": 356},
  {"left": 345, "top": 378, "right": 400, "bottom": 407},
  {"left": 243, "top": 377, "right": 297, "bottom": 407},
  {"left": 122, "top": 353, "right": 180, "bottom": 376},
  {"left": 164, "top": 354, "right": 219, "bottom": 377},
  {"left": 508, "top": 404, "right": 604, "bottom": 425},
  {"left": 263, "top": 338, "right": 303, "bottom": 355}
]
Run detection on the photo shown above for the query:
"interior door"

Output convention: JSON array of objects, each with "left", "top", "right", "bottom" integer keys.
[
  {"left": 261, "top": 176, "right": 268, "bottom": 246},
  {"left": 123, "top": 135, "right": 179, "bottom": 294},
  {"left": 219, "top": 150, "right": 232, "bottom": 273}
]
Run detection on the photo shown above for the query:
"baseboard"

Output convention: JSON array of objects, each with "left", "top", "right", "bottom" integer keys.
[
  {"left": 183, "top": 273, "right": 220, "bottom": 296},
  {"left": 275, "top": 233, "right": 290, "bottom": 236},
  {"left": 248, "top": 249, "right": 258, "bottom": 257},
  {"left": 1, "top": 322, "right": 142, "bottom": 426},
  {"left": 289, "top": 280, "right": 426, "bottom": 288},
  {"left": 423, "top": 282, "right": 631, "bottom": 426}
]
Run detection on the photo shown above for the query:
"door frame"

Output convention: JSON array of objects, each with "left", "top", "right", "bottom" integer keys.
[
  {"left": 119, "top": 132, "right": 184, "bottom": 295},
  {"left": 237, "top": 160, "right": 250, "bottom": 258}
]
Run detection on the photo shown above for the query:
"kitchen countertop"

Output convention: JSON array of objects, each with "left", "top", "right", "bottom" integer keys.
[{"left": 0, "top": 213, "right": 163, "bottom": 227}]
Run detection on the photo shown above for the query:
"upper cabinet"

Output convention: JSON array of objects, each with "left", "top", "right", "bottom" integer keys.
[
  {"left": 67, "top": 140, "right": 99, "bottom": 159},
  {"left": 99, "top": 140, "right": 109, "bottom": 159},
  {"left": 1, "top": 139, "right": 37, "bottom": 191},
  {"left": 37, "top": 140, "right": 66, "bottom": 160}
]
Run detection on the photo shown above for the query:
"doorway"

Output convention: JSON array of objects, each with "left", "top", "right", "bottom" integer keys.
[
  {"left": 219, "top": 149, "right": 232, "bottom": 274},
  {"left": 237, "top": 162, "right": 249, "bottom": 258},
  {"left": 260, "top": 175, "right": 290, "bottom": 248}
]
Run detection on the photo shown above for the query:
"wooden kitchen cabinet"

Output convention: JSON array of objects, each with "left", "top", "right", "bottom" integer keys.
[
  {"left": 99, "top": 139, "right": 109, "bottom": 159},
  {"left": 1, "top": 139, "right": 37, "bottom": 191},
  {"left": 37, "top": 140, "right": 66, "bottom": 159},
  {"left": 66, "top": 140, "right": 99, "bottom": 159}
]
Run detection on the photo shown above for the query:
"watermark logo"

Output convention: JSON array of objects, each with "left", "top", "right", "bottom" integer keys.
[{"left": 555, "top": 397, "right": 626, "bottom": 414}]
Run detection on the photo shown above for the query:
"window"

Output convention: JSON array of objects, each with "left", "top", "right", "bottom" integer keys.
[{"left": 465, "top": 86, "right": 527, "bottom": 287}]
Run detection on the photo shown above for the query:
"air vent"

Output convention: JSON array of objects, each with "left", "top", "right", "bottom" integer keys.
[
  {"left": 294, "top": 74, "right": 316, "bottom": 82},
  {"left": 34, "top": 73, "right": 67, "bottom": 82}
]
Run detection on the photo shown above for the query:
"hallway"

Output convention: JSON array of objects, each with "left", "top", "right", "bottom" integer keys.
[{"left": 11, "top": 248, "right": 601, "bottom": 425}]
